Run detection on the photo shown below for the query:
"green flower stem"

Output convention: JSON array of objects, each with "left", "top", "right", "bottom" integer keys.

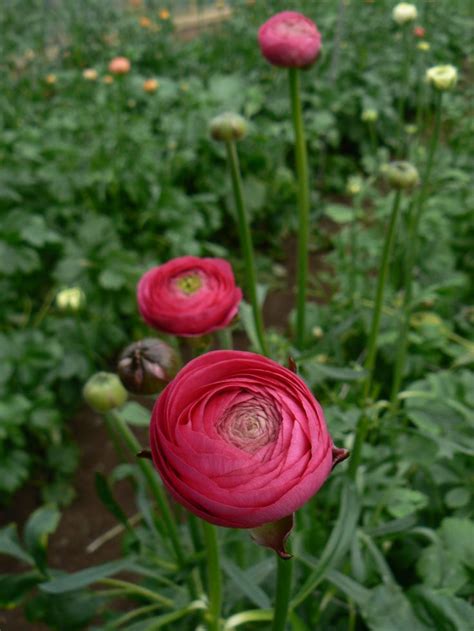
[
  {"left": 363, "top": 190, "right": 402, "bottom": 400},
  {"left": 398, "top": 24, "right": 411, "bottom": 150},
  {"left": 271, "top": 552, "right": 293, "bottom": 631},
  {"left": 289, "top": 67, "right": 311, "bottom": 350},
  {"left": 390, "top": 92, "right": 443, "bottom": 412},
  {"left": 217, "top": 327, "right": 233, "bottom": 350},
  {"left": 99, "top": 577, "right": 173, "bottom": 607},
  {"left": 202, "top": 521, "right": 222, "bottom": 631},
  {"left": 349, "top": 190, "right": 402, "bottom": 478},
  {"left": 225, "top": 141, "right": 268, "bottom": 356},
  {"left": 107, "top": 411, "right": 198, "bottom": 599}
]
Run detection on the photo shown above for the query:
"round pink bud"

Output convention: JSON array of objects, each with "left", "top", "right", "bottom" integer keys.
[
  {"left": 108, "top": 56, "right": 131, "bottom": 75},
  {"left": 258, "top": 11, "right": 322, "bottom": 69}
]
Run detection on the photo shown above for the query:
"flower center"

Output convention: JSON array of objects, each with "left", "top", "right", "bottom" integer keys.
[
  {"left": 175, "top": 272, "right": 203, "bottom": 295},
  {"left": 216, "top": 395, "right": 282, "bottom": 454}
]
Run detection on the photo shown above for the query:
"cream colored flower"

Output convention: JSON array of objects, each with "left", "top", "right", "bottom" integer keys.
[
  {"left": 45, "top": 74, "right": 57, "bottom": 85},
  {"left": 426, "top": 64, "right": 458, "bottom": 90},
  {"left": 56, "top": 287, "right": 86, "bottom": 312},
  {"left": 83, "top": 68, "right": 98, "bottom": 81},
  {"left": 392, "top": 3, "right": 418, "bottom": 25}
]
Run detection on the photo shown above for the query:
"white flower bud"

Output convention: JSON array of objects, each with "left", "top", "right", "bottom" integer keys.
[
  {"left": 426, "top": 65, "right": 458, "bottom": 91},
  {"left": 392, "top": 3, "right": 418, "bottom": 25}
]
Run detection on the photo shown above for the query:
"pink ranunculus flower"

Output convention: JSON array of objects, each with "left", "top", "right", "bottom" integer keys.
[
  {"left": 149, "top": 350, "right": 348, "bottom": 530},
  {"left": 258, "top": 11, "right": 322, "bottom": 69},
  {"left": 137, "top": 256, "right": 242, "bottom": 337},
  {"left": 108, "top": 56, "right": 131, "bottom": 74}
]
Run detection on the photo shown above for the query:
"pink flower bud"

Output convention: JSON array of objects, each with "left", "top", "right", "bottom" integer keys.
[
  {"left": 108, "top": 56, "right": 131, "bottom": 75},
  {"left": 258, "top": 11, "right": 322, "bottom": 69},
  {"left": 413, "top": 26, "right": 426, "bottom": 38}
]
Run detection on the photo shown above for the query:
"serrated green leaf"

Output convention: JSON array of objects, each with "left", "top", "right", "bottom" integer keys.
[{"left": 117, "top": 402, "right": 151, "bottom": 427}]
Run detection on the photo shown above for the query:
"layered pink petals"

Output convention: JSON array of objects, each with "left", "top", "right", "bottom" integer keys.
[
  {"left": 137, "top": 256, "right": 242, "bottom": 337},
  {"left": 258, "top": 11, "right": 322, "bottom": 69},
  {"left": 149, "top": 350, "right": 336, "bottom": 528}
]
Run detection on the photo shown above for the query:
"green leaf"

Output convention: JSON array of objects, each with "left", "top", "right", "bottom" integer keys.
[
  {"left": 324, "top": 204, "right": 355, "bottom": 223},
  {"left": 0, "top": 571, "right": 42, "bottom": 608},
  {"left": 117, "top": 402, "right": 151, "bottom": 427},
  {"left": 40, "top": 559, "right": 134, "bottom": 594},
  {"left": 23, "top": 505, "right": 61, "bottom": 573},
  {"left": 361, "top": 583, "right": 429, "bottom": 631},
  {"left": 221, "top": 557, "right": 271, "bottom": 609},
  {"left": 95, "top": 473, "right": 135, "bottom": 535},
  {"left": 291, "top": 480, "right": 360, "bottom": 608},
  {"left": 304, "top": 362, "right": 366, "bottom": 383},
  {"left": 0, "top": 525, "right": 34, "bottom": 565},
  {"left": 409, "top": 585, "right": 474, "bottom": 631}
]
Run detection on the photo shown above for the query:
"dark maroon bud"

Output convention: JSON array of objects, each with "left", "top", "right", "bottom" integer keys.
[
  {"left": 117, "top": 338, "right": 180, "bottom": 395},
  {"left": 332, "top": 446, "right": 350, "bottom": 470}
]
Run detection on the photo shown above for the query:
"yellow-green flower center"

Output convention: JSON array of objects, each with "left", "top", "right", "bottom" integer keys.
[{"left": 176, "top": 273, "right": 203, "bottom": 295}]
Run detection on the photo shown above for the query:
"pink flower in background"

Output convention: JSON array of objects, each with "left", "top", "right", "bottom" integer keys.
[
  {"left": 258, "top": 11, "right": 322, "bottom": 69},
  {"left": 137, "top": 256, "right": 242, "bottom": 336},
  {"left": 149, "top": 350, "right": 348, "bottom": 529},
  {"left": 108, "top": 56, "right": 131, "bottom": 74}
]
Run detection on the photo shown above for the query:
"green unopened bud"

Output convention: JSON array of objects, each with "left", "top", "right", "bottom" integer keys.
[
  {"left": 346, "top": 176, "right": 363, "bottom": 196},
  {"left": 209, "top": 112, "right": 248, "bottom": 142},
  {"left": 361, "top": 109, "right": 378, "bottom": 123},
  {"left": 426, "top": 64, "right": 458, "bottom": 91},
  {"left": 381, "top": 161, "right": 420, "bottom": 190},
  {"left": 56, "top": 287, "right": 86, "bottom": 312},
  {"left": 83, "top": 372, "right": 127, "bottom": 413},
  {"left": 405, "top": 124, "right": 418, "bottom": 135},
  {"left": 117, "top": 338, "right": 180, "bottom": 395}
]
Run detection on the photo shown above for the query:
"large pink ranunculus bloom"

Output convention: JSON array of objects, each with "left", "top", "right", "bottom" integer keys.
[
  {"left": 258, "top": 11, "right": 322, "bottom": 69},
  {"left": 137, "top": 257, "right": 242, "bottom": 337},
  {"left": 149, "top": 350, "right": 347, "bottom": 528}
]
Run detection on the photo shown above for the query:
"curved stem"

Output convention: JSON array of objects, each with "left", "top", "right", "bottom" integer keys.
[
  {"left": 202, "top": 521, "right": 221, "bottom": 631},
  {"left": 225, "top": 141, "right": 268, "bottom": 356},
  {"left": 107, "top": 412, "right": 199, "bottom": 599},
  {"left": 289, "top": 68, "right": 311, "bottom": 350},
  {"left": 363, "top": 190, "right": 402, "bottom": 400},
  {"left": 390, "top": 91, "right": 443, "bottom": 412},
  {"left": 271, "top": 553, "right": 293, "bottom": 631}
]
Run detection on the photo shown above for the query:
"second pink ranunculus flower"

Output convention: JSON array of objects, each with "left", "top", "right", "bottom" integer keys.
[
  {"left": 149, "top": 350, "right": 347, "bottom": 529},
  {"left": 258, "top": 11, "right": 322, "bottom": 69},
  {"left": 137, "top": 256, "right": 242, "bottom": 337}
]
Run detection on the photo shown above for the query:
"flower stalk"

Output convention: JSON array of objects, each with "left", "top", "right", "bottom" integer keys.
[
  {"left": 390, "top": 91, "right": 443, "bottom": 411},
  {"left": 225, "top": 140, "right": 268, "bottom": 356},
  {"left": 271, "top": 550, "right": 293, "bottom": 631},
  {"left": 288, "top": 68, "right": 311, "bottom": 350},
  {"left": 202, "top": 521, "right": 222, "bottom": 631}
]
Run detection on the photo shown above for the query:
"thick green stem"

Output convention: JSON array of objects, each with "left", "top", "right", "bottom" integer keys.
[
  {"left": 398, "top": 24, "right": 411, "bottom": 152},
  {"left": 390, "top": 92, "right": 443, "bottom": 412},
  {"left": 272, "top": 554, "right": 293, "bottom": 631},
  {"left": 107, "top": 412, "right": 198, "bottom": 598},
  {"left": 363, "top": 190, "right": 402, "bottom": 400},
  {"left": 289, "top": 68, "right": 311, "bottom": 350},
  {"left": 202, "top": 521, "right": 221, "bottom": 631},
  {"left": 217, "top": 327, "right": 233, "bottom": 350},
  {"left": 225, "top": 141, "right": 268, "bottom": 356}
]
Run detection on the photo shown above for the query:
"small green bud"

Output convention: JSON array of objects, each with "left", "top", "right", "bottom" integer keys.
[
  {"left": 117, "top": 338, "right": 180, "bottom": 395},
  {"left": 346, "top": 176, "right": 363, "bottom": 196},
  {"left": 361, "top": 109, "right": 378, "bottom": 123},
  {"left": 56, "top": 287, "right": 86, "bottom": 312},
  {"left": 381, "top": 161, "right": 420, "bottom": 190},
  {"left": 83, "top": 372, "right": 127, "bottom": 413},
  {"left": 209, "top": 112, "right": 248, "bottom": 142}
]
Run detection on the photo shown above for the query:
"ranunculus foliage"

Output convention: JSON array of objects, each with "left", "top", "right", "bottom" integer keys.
[
  {"left": 258, "top": 11, "right": 322, "bottom": 69},
  {"left": 149, "top": 350, "right": 345, "bottom": 528},
  {"left": 137, "top": 256, "right": 242, "bottom": 337}
]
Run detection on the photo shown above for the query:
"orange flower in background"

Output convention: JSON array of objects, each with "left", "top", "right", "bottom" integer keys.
[
  {"left": 108, "top": 56, "right": 131, "bottom": 74},
  {"left": 45, "top": 74, "right": 57, "bottom": 84},
  {"left": 139, "top": 16, "right": 152, "bottom": 28},
  {"left": 83, "top": 68, "right": 98, "bottom": 81},
  {"left": 129, "top": 0, "right": 142, "bottom": 8},
  {"left": 159, "top": 8, "right": 170, "bottom": 20},
  {"left": 103, "top": 74, "right": 114, "bottom": 84},
  {"left": 143, "top": 78, "right": 159, "bottom": 93}
]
